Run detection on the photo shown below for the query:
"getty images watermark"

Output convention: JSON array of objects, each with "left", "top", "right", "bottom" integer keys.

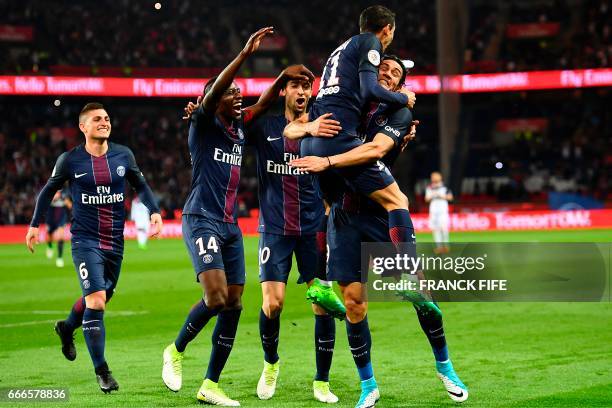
[{"left": 362, "top": 243, "right": 610, "bottom": 302}]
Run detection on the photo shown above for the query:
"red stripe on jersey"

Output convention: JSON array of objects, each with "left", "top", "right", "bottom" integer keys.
[
  {"left": 91, "top": 155, "right": 113, "bottom": 250},
  {"left": 282, "top": 137, "right": 300, "bottom": 234},
  {"left": 223, "top": 165, "right": 241, "bottom": 223}
]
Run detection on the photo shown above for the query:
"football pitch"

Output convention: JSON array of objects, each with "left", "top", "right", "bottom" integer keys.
[{"left": 1, "top": 229, "right": 610, "bottom": 407}]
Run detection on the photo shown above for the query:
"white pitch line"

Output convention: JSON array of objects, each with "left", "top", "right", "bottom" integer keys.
[{"left": 0, "top": 310, "right": 149, "bottom": 328}]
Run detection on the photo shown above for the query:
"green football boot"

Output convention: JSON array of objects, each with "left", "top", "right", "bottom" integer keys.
[{"left": 306, "top": 279, "right": 346, "bottom": 320}]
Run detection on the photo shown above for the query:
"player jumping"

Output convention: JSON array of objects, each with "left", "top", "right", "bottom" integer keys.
[
  {"left": 290, "top": 55, "right": 469, "bottom": 404},
  {"left": 26, "top": 102, "right": 163, "bottom": 393},
  {"left": 161, "top": 27, "right": 314, "bottom": 406},
  {"left": 425, "top": 172, "right": 453, "bottom": 254}
]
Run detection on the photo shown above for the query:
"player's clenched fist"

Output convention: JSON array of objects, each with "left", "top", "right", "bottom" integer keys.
[
  {"left": 149, "top": 213, "right": 163, "bottom": 238},
  {"left": 25, "top": 226, "right": 39, "bottom": 253},
  {"left": 241, "top": 26, "right": 274, "bottom": 56},
  {"left": 401, "top": 89, "right": 416, "bottom": 108}
]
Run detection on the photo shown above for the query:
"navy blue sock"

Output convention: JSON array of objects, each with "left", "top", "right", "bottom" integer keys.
[
  {"left": 57, "top": 240, "right": 64, "bottom": 258},
  {"left": 82, "top": 308, "right": 106, "bottom": 370},
  {"left": 315, "top": 214, "right": 329, "bottom": 280},
  {"left": 415, "top": 304, "right": 449, "bottom": 362},
  {"left": 175, "top": 299, "right": 219, "bottom": 352},
  {"left": 65, "top": 296, "right": 85, "bottom": 331},
  {"left": 389, "top": 209, "right": 417, "bottom": 272},
  {"left": 206, "top": 309, "right": 241, "bottom": 382},
  {"left": 346, "top": 316, "right": 373, "bottom": 381},
  {"left": 314, "top": 314, "right": 335, "bottom": 382},
  {"left": 259, "top": 309, "right": 280, "bottom": 364}
]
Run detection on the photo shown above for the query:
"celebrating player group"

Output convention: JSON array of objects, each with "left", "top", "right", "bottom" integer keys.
[{"left": 26, "top": 5, "right": 467, "bottom": 408}]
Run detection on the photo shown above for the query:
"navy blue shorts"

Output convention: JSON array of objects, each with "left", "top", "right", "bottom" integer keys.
[
  {"left": 182, "top": 214, "right": 245, "bottom": 285},
  {"left": 301, "top": 133, "right": 395, "bottom": 200},
  {"left": 258, "top": 233, "right": 321, "bottom": 284},
  {"left": 327, "top": 206, "right": 391, "bottom": 283},
  {"left": 71, "top": 246, "right": 123, "bottom": 296}
]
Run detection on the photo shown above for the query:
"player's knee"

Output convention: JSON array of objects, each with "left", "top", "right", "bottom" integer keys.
[
  {"left": 85, "top": 291, "right": 106, "bottom": 310},
  {"left": 263, "top": 298, "right": 284, "bottom": 319},
  {"left": 205, "top": 292, "right": 228, "bottom": 310},
  {"left": 344, "top": 298, "right": 367, "bottom": 322}
]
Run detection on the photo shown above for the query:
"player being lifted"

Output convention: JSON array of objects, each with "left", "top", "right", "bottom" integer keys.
[
  {"left": 45, "top": 189, "right": 72, "bottom": 267},
  {"left": 425, "top": 172, "right": 453, "bottom": 254},
  {"left": 26, "top": 102, "right": 163, "bottom": 393},
  {"left": 290, "top": 56, "right": 469, "bottom": 404},
  {"left": 161, "top": 27, "right": 314, "bottom": 406}
]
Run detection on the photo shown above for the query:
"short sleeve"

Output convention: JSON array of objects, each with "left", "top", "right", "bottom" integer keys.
[{"left": 376, "top": 107, "right": 412, "bottom": 146}]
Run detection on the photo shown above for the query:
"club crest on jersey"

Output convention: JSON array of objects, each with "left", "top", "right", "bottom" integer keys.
[
  {"left": 83, "top": 279, "right": 90, "bottom": 289},
  {"left": 368, "top": 50, "right": 381, "bottom": 66},
  {"left": 116, "top": 166, "right": 125, "bottom": 177},
  {"left": 203, "top": 254, "right": 214, "bottom": 264},
  {"left": 375, "top": 115, "right": 388, "bottom": 126},
  {"left": 237, "top": 128, "right": 244, "bottom": 140}
]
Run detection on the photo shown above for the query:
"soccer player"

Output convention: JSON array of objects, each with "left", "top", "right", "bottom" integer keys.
[
  {"left": 130, "top": 196, "right": 150, "bottom": 249},
  {"left": 247, "top": 76, "right": 344, "bottom": 403},
  {"left": 161, "top": 27, "right": 314, "bottom": 406},
  {"left": 181, "top": 71, "right": 345, "bottom": 403},
  {"left": 425, "top": 172, "right": 453, "bottom": 254},
  {"left": 45, "top": 189, "right": 71, "bottom": 267},
  {"left": 290, "top": 55, "right": 469, "bottom": 404},
  {"left": 25, "top": 102, "right": 163, "bottom": 393}
]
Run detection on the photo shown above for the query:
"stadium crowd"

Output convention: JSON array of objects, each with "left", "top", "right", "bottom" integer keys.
[{"left": 0, "top": 0, "right": 609, "bottom": 75}]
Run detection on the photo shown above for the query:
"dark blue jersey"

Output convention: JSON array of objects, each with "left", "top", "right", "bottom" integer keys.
[
  {"left": 311, "top": 32, "right": 409, "bottom": 141},
  {"left": 248, "top": 114, "right": 324, "bottom": 235},
  {"left": 31, "top": 143, "right": 159, "bottom": 252},
  {"left": 183, "top": 106, "right": 249, "bottom": 223},
  {"left": 338, "top": 104, "right": 413, "bottom": 215}
]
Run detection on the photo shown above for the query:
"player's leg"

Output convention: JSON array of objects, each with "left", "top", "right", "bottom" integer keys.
[
  {"left": 46, "top": 224, "right": 55, "bottom": 259},
  {"left": 326, "top": 206, "right": 378, "bottom": 407},
  {"left": 306, "top": 207, "right": 347, "bottom": 319},
  {"left": 256, "top": 233, "right": 291, "bottom": 399},
  {"left": 414, "top": 304, "right": 468, "bottom": 402},
  {"left": 294, "top": 234, "right": 339, "bottom": 403},
  {"left": 54, "top": 226, "right": 65, "bottom": 267},
  {"left": 340, "top": 282, "right": 379, "bottom": 408},
  {"left": 197, "top": 223, "right": 244, "bottom": 406},
  {"left": 440, "top": 213, "right": 451, "bottom": 253},
  {"left": 163, "top": 216, "right": 225, "bottom": 392}
]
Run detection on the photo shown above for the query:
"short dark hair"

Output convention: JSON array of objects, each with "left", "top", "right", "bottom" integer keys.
[
  {"left": 359, "top": 5, "right": 395, "bottom": 33},
  {"left": 382, "top": 54, "right": 407, "bottom": 87},
  {"left": 79, "top": 102, "right": 105, "bottom": 122},
  {"left": 203, "top": 75, "right": 219, "bottom": 96}
]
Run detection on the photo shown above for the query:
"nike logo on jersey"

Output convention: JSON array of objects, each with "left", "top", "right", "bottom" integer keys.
[
  {"left": 267, "top": 136, "right": 281, "bottom": 142},
  {"left": 75, "top": 172, "right": 87, "bottom": 178}
]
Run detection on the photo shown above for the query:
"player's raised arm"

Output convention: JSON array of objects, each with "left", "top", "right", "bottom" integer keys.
[
  {"left": 244, "top": 64, "right": 315, "bottom": 124},
  {"left": 283, "top": 113, "right": 342, "bottom": 140},
  {"left": 123, "top": 147, "right": 163, "bottom": 237},
  {"left": 26, "top": 152, "right": 70, "bottom": 252},
  {"left": 201, "top": 27, "right": 274, "bottom": 113}
]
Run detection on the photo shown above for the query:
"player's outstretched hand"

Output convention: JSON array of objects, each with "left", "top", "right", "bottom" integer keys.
[
  {"left": 401, "top": 120, "right": 420, "bottom": 151},
  {"left": 401, "top": 89, "right": 416, "bottom": 109},
  {"left": 25, "top": 226, "right": 39, "bottom": 253},
  {"left": 308, "top": 113, "right": 342, "bottom": 137},
  {"left": 282, "top": 64, "right": 315, "bottom": 84},
  {"left": 289, "top": 156, "right": 330, "bottom": 173},
  {"left": 149, "top": 213, "right": 163, "bottom": 238},
  {"left": 242, "top": 26, "right": 274, "bottom": 56},
  {"left": 182, "top": 96, "right": 202, "bottom": 120}
]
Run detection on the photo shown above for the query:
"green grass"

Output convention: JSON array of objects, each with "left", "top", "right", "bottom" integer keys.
[{"left": 0, "top": 229, "right": 610, "bottom": 407}]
